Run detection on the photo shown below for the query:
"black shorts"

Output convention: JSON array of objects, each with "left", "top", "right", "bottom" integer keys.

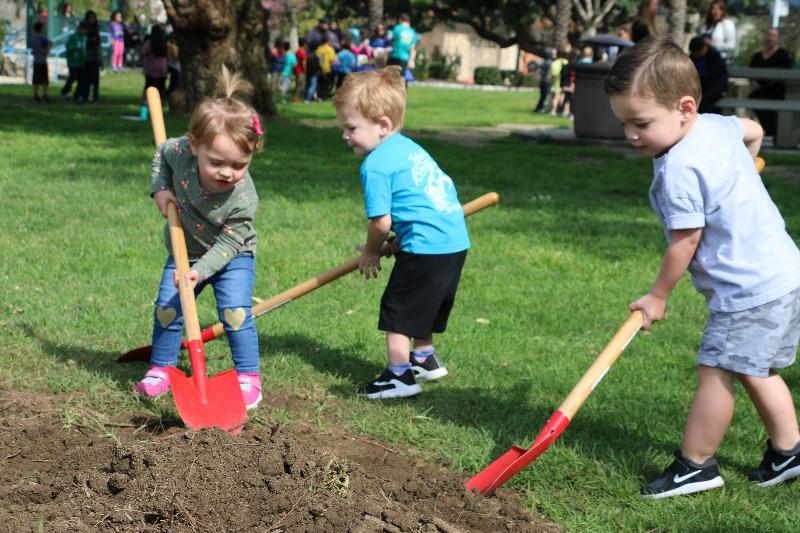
[
  {"left": 379, "top": 250, "right": 467, "bottom": 339},
  {"left": 32, "top": 63, "right": 49, "bottom": 85}
]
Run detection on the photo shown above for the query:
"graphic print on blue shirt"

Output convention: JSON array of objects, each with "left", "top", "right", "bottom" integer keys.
[{"left": 360, "top": 134, "right": 471, "bottom": 254}]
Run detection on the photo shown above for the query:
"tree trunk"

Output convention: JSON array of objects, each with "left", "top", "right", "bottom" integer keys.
[
  {"left": 368, "top": 0, "right": 383, "bottom": 33},
  {"left": 164, "top": 0, "right": 277, "bottom": 116},
  {"left": 553, "top": 0, "right": 572, "bottom": 50},
  {"left": 667, "top": 0, "right": 686, "bottom": 48}
]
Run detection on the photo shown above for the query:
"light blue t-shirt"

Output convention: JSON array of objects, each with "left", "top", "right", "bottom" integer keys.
[
  {"left": 336, "top": 49, "right": 356, "bottom": 74},
  {"left": 650, "top": 113, "right": 800, "bottom": 312},
  {"left": 281, "top": 51, "right": 297, "bottom": 77},
  {"left": 390, "top": 24, "right": 417, "bottom": 61},
  {"left": 361, "top": 133, "right": 471, "bottom": 255}
]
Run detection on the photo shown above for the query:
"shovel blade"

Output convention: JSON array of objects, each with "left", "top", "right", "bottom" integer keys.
[
  {"left": 466, "top": 410, "right": 571, "bottom": 495},
  {"left": 166, "top": 366, "right": 247, "bottom": 435},
  {"left": 117, "top": 344, "right": 153, "bottom": 362}
]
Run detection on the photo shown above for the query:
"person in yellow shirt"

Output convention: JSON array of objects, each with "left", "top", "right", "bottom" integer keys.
[{"left": 315, "top": 35, "right": 337, "bottom": 99}]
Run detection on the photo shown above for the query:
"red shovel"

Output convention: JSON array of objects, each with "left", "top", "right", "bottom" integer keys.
[
  {"left": 146, "top": 87, "right": 246, "bottom": 433},
  {"left": 164, "top": 201, "right": 247, "bottom": 434},
  {"left": 466, "top": 310, "right": 644, "bottom": 495},
  {"left": 118, "top": 192, "right": 501, "bottom": 362}
]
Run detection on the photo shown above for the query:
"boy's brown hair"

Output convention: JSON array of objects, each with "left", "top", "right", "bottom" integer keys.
[
  {"left": 603, "top": 37, "right": 701, "bottom": 109},
  {"left": 332, "top": 66, "right": 406, "bottom": 129},
  {"left": 188, "top": 66, "right": 264, "bottom": 154}
]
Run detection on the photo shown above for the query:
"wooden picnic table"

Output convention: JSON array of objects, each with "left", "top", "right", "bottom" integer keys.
[{"left": 718, "top": 66, "right": 800, "bottom": 148}]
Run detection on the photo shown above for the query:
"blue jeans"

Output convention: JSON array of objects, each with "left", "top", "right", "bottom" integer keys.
[
  {"left": 305, "top": 74, "right": 318, "bottom": 101},
  {"left": 150, "top": 254, "right": 260, "bottom": 373}
]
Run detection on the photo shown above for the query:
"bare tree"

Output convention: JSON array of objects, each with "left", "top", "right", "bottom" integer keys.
[
  {"left": 572, "top": 0, "right": 617, "bottom": 37},
  {"left": 163, "top": 0, "right": 277, "bottom": 116}
]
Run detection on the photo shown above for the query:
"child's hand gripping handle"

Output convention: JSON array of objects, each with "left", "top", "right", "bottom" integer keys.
[{"left": 146, "top": 87, "right": 167, "bottom": 146}]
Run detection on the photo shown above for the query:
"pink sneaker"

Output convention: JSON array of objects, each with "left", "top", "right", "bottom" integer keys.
[
  {"left": 238, "top": 373, "right": 263, "bottom": 410},
  {"left": 134, "top": 366, "right": 171, "bottom": 398}
]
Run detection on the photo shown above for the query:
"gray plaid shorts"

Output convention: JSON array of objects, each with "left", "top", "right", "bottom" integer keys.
[{"left": 697, "top": 286, "right": 800, "bottom": 377}]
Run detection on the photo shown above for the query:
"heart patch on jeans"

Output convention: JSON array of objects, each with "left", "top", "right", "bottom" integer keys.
[
  {"left": 156, "top": 306, "right": 176, "bottom": 327},
  {"left": 224, "top": 307, "right": 247, "bottom": 331}
]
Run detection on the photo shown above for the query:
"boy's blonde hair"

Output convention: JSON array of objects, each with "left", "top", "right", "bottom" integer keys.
[
  {"left": 332, "top": 66, "right": 406, "bottom": 129},
  {"left": 603, "top": 37, "right": 701, "bottom": 109},
  {"left": 188, "top": 66, "right": 264, "bottom": 154}
]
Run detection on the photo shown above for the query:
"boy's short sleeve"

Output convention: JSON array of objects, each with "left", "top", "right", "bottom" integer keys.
[
  {"left": 658, "top": 165, "right": 706, "bottom": 231},
  {"left": 360, "top": 167, "right": 391, "bottom": 219}
]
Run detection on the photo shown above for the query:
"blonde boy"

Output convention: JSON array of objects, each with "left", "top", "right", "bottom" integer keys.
[
  {"left": 333, "top": 67, "right": 471, "bottom": 399},
  {"left": 604, "top": 37, "right": 800, "bottom": 498}
]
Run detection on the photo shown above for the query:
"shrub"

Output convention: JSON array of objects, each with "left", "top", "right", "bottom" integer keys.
[
  {"left": 428, "top": 47, "right": 461, "bottom": 80},
  {"left": 474, "top": 66, "right": 502, "bottom": 85}
]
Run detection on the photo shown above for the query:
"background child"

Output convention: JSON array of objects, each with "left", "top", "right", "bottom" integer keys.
[
  {"left": 60, "top": 22, "right": 86, "bottom": 102},
  {"left": 109, "top": 10, "right": 126, "bottom": 72},
  {"left": 135, "top": 67, "right": 265, "bottom": 410},
  {"left": 31, "top": 21, "right": 51, "bottom": 103},
  {"left": 332, "top": 67, "right": 471, "bottom": 399},
  {"left": 278, "top": 41, "right": 296, "bottom": 104},
  {"left": 139, "top": 24, "right": 168, "bottom": 120},
  {"left": 604, "top": 37, "right": 800, "bottom": 499},
  {"left": 78, "top": 10, "right": 102, "bottom": 104}
]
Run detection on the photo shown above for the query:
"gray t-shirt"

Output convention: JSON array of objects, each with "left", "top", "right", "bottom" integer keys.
[
  {"left": 31, "top": 35, "right": 50, "bottom": 64},
  {"left": 650, "top": 113, "right": 800, "bottom": 312}
]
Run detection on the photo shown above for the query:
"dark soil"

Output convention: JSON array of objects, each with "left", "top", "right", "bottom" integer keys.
[{"left": 0, "top": 388, "right": 560, "bottom": 532}]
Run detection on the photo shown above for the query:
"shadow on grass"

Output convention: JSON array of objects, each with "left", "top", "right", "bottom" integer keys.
[{"left": 269, "top": 332, "right": 672, "bottom": 469}]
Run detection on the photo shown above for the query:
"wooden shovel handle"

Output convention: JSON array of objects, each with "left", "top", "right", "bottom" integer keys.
[
  {"left": 167, "top": 202, "right": 203, "bottom": 342},
  {"left": 557, "top": 310, "right": 644, "bottom": 417},
  {"left": 146, "top": 87, "right": 167, "bottom": 146}
]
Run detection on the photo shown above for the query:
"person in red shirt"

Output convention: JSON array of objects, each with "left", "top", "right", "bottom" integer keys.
[{"left": 294, "top": 37, "right": 307, "bottom": 102}]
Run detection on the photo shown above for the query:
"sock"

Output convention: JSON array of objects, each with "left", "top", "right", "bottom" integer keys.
[
  {"left": 387, "top": 363, "right": 412, "bottom": 376},
  {"left": 776, "top": 440, "right": 800, "bottom": 455},
  {"left": 683, "top": 453, "right": 716, "bottom": 469},
  {"left": 411, "top": 346, "right": 435, "bottom": 362}
]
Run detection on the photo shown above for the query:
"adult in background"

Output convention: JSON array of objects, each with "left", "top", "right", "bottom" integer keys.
[
  {"left": 370, "top": 23, "right": 390, "bottom": 68},
  {"left": 631, "top": 0, "right": 659, "bottom": 43},
  {"left": 388, "top": 14, "right": 416, "bottom": 82},
  {"left": 533, "top": 48, "right": 554, "bottom": 113},
  {"left": 749, "top": 27, "right": 793, "bottom": 138},
  {"left": 698, "top": 1, "right": 737, "bottom": 62},
  {"left": 689, "top": 36, "right": 728, "bottom": 114},
  {"left": 306, "top": 17, "right": 331, "bottom": 51}
]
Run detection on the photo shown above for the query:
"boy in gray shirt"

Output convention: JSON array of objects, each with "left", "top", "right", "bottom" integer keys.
[{"left": 605, "top": 37, "right": 800, "bottom": 499}]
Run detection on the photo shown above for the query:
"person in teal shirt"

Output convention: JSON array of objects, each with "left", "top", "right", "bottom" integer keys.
[
  {"left": 388, "top": 13, "right": 417, "bottom": 81},
  {"left": 61, "top": 22, "right": 87, "bottom": 101},
  {"left": 278, "top": 41, "right": 297, "bottom": 103}
]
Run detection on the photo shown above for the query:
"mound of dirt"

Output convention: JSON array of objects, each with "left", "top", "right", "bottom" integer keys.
[{"left": 0, "top": 389, "right": 559, "bottom": 532}]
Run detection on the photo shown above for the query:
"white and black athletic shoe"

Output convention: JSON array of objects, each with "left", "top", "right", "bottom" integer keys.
[
  {"left": 641, "top": 450, "right": 724, "bottom": 499},
  {"left": 747, "top": 440, "right": 800, "bottom": 487},
  {"left": 410, "top": 351, "right": 449, "bottom": 382},
  {"left": 357, "top": 368, "right": 422, "bottom": 399}
]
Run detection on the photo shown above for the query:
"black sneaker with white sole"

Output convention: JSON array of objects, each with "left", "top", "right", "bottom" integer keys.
[
  {"left": 357, "top": 368, "right": 422, "bottom": 399},
  {"left": 410, "top": 351, "right": 448, "bottom": 382},
  {"left": 747, "top": 440, "right": 800, "bottom": 487},
  {"left": 641, "top": 450, "right": 724, "bottom": 499}
]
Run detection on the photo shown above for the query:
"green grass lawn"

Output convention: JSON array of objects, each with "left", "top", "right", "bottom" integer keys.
[{"left": 2, "top": 72, "right": 800, "bottom": 532}]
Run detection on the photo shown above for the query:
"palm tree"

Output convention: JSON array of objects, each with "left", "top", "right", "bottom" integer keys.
[
  {"left": 668, "top": 0, "right": 687, "bottom": 47},
  {"left": 554, "top": 0, "right": 572, "bottom": 50},
  {"left": 369, "top": 0, "right": 383, "bottom": 34}
]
